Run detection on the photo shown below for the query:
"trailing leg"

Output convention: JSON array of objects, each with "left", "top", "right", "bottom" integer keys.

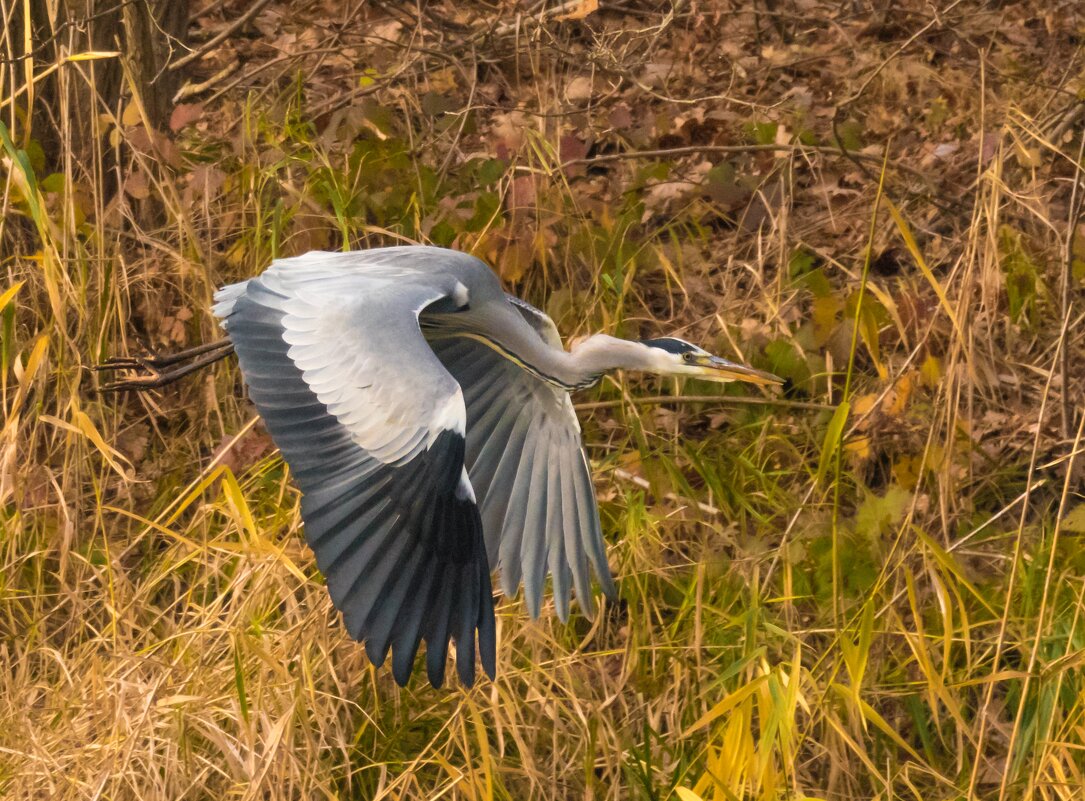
[{"left": 96, "top": 338, "right": 235, "bottom": 392}]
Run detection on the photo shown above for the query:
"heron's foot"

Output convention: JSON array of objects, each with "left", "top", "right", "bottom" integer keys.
[
  {"left": 96, "top": 354, "right": 171, "bottom": 371},
  {"left": 96, "top": 359, "right": 186, "bottom": 392},
  {"left": 95, "top": 339, "right": 234, "bottom": 393}
]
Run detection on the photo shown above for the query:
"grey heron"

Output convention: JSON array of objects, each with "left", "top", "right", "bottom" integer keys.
[{"left": 101, "top": 246, "right": 780, "bottom": 687}]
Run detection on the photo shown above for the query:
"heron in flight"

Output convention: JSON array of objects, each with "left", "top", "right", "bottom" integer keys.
[{"left": 101, "top": 247, "right": 780, "bottom": 688}]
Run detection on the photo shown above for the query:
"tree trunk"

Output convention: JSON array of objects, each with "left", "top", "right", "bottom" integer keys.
[{"left": 5, "top": 0, "right": 189, "bottom": 173}]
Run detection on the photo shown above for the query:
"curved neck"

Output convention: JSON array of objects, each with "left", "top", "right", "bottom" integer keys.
[
  {"left": 453, "top": 335, "right": 593, "bottom": 390},
  {"left": 428, "top": 302, "right": 664, "bottom": 391},
  {"left": 478, "top": 334, "right": 659, "bottom": 391}
]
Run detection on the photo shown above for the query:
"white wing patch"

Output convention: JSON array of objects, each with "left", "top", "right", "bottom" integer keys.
[
  {"left": 431, "top": 386, "right": 467, "bottom": 438},
  {"left": 452, "top": 281, "right": 470, "bottom": 308},
  {"left": 456, "top": 466, "right": 477, "bottom": 502}
]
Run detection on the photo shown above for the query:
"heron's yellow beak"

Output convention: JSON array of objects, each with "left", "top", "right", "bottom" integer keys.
[{"left": 689, "top": 354, "right": 783, "bottom": 386}]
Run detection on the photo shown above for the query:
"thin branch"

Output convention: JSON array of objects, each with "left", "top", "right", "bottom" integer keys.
[
  {"left": 610, "top": 467, "right": 721, "bottom": 516},
  {"left": 169, "top": 0, "right": 276, "bottom": 72},
  {"left": 1061, "top": 129, "right": 1085, "bottom": 438},
  {"left": 557, "top": 143, "right": 930, "bottom": 181},
  {"left": 574, "top": 394, "right": 829, "bottom": 412}
]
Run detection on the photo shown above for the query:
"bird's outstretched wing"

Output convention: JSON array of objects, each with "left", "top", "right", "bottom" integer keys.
[
  {"left": 215, "top": 253, "right": 494, "bottom": 688},
  {"left": 430, "top": 297, "right": 616, "bottom": 621}
]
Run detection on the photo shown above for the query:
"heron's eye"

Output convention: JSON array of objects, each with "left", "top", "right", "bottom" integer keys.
[{"left": 682, "top": 352, "right": 695, "bottom": 363}]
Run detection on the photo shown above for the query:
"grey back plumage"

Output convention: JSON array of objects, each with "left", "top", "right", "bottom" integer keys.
[{"left": 214, "top": 246, "right": 611, "bottom": 687}]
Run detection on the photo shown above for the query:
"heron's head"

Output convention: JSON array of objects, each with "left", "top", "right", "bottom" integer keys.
[{"left": 637, "top": 337, "right": 782, "bottom": 386}]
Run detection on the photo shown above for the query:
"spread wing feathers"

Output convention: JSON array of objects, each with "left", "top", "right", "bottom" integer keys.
[
  {"left": 430, "top": 301, "right": 616, "bottom": 621},
  {"left": 216, "top": 265, "right": 495, "bottom": 688}
]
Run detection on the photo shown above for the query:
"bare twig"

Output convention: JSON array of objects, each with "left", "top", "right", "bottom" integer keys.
[
  {"left": 169, "top": 0, "right": 276, "bottom": 71},
  {"left": 1061, "top": 129, "right": 1085, "bottom": 438},
  {"left": 201, "top": 48, "right": 343, "bottom": 105},
  {"left": 1049, "top": 100, "right": 1085, "bottom": 144},
  {"left": 172, "top": 60, "right": 240, "bottom": 103},
  {"left": 189, "top": 0, "right": 229, "bottom": 24},
  {"left": 557, "top": 143, "right": 930, "bottom": 182},
  {"left": 574, "top": 393, "right": 829, "bottom": 412},
  {"left": 490, "top": 0, "right": 585, "bottom": 37},
  {"left": 610, "top": 467, "right": 721, "bottom": 516}
]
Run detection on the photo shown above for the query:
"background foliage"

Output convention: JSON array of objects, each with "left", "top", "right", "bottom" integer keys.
[{"left": 2, "top": 1, "right": 1085, "bottom": 799}]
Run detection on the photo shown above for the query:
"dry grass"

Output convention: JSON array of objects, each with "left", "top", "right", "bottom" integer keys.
[{"left": 2, "top": 1, "right": 1085, "bottom": 798}]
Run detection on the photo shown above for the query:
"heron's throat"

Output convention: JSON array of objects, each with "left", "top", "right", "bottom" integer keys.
[
  {"left": 460, "top": 333, "right": 671, "bottom": 393},
  {"left": 455, "top": 332, "right": 605, "bottom": 391},
  {"left": 423, "top": 310, "right": 659, "bottom": 393}
]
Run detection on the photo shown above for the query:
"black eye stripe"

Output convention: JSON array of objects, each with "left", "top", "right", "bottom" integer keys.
[{"left": 640, "top": 337, "right": 698, "bottom": 355}]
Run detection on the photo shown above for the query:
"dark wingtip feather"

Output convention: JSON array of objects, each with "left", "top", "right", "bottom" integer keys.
[
  {"left": 456, "top": 631, "right": 477, "bottom": 688},
  {"left": 478, "top": 599, "right": 497, "bottom": 680},
  {"left": 392, "top": 645, "right": 415, "bottom": 687},
  {"left": 454, "top": 560, "right": 479, "bottom": 687},
  {"left": 424, "top": 573, "right": 454, "bottom": 688},
  {"left": 476, "top": 545, "right": 497, "bottom": 680},
  {"left": 553, "top": 590, "right": 570, "bottom": 624},
  {"left": 365, "top": 638, "right": 389, "bottom": 668},
  {"left": 390, "top": 564, "right": 437, "bottom": 688},
  {"left": 426, "top": 639, "right": 448, "bottom": 689}
]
